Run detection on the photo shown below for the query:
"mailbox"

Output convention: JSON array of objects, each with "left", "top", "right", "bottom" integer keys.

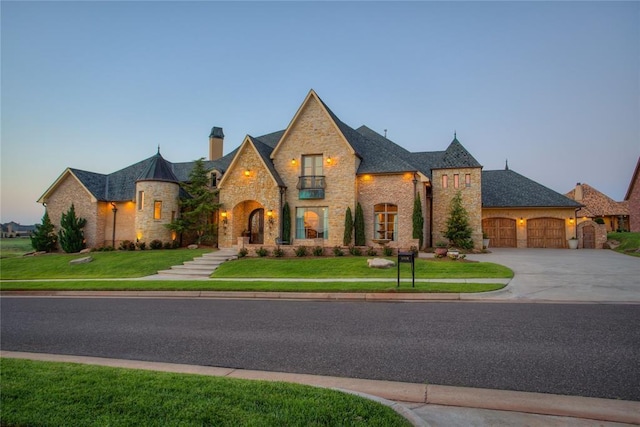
[{"left": 397, "top": 251, "right": 415, "bottom": 288}]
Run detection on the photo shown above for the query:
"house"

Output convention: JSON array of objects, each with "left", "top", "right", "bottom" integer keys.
[
  {"left": 565, "top": 183, "right": 629, "bottom": 233},
  {"left": 1, "top": 222, "right": 35, "bottom": 238},
  {"left": 625, "top": 157, "right": 640, "bottom": 232},
  {"left": 38, "top": 89, "right": 582, "bottom": 251}
]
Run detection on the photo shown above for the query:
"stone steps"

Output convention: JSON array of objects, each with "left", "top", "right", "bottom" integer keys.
[{"left": 156, "top": 248, "right": 238, "bottom": 278}]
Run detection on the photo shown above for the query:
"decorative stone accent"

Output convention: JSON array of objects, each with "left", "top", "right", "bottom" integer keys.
[
  {"left": 187, "top": 244, "right": 199, "bottom": 249},
  {"left": 367, "top": 258, "right": 395, "bottom": 268},
  {"left": 70, "top": 256, "right": 92, "bottom": 265}
]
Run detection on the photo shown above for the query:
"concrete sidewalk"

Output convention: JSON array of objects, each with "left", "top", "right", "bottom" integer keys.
[{"left": 3, "top": 351, "right": 638, "bottom": 426}]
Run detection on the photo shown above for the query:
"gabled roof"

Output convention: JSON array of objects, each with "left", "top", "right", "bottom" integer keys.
[
  {"left": 218, "top": 135, "right": 285, "bottom": 189},
  {"left": 483, "top": 169, "right": 582, "bottom": 208},
  {"left": 433, "top": 136, "right": 481, "bottom": 169},
  {"left": 625, "top": 156, "right": 640, "bottom": 201},
  {"left": 354, "top": 126, "right": 429, "bottom": 175},
  {"left": 565, "top": 183, "right": 629, "bottom": 217}
]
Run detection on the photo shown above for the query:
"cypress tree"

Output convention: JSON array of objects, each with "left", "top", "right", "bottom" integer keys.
[
  {"left": 282, "top": 202, "right": 291, "bottom": 244},
  {"left": 31, "top": 210, "right": 57, "bottom": 252},
  {"left": 59, "top": 204, "right": 87, "bottom": 253},
  {"left": 343, "top": 206, "right": 353, "bottom": 246},
  {"left": 444, "top": 191, "right": 473, "bottom": 249},
  {"left": 354, "top": 202, "right": 365, "bottom": 246},
  {"left": 179, "top": 158, "right": 220, "bottom": 244},
  {"left": 412, "top": 194, "right": 424, "bottom": 249}
]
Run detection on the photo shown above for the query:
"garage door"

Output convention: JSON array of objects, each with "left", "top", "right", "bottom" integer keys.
[
  {"left": 482, "top": 218, "right": 516, "bottom": 247},
  {"left": 527, "top": 218, "right": 565, "bottom": 248}
]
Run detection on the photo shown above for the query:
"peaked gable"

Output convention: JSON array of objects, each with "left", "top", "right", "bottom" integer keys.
[
  {"left": 625, "top": 156, "right": 640, "bottom": 201},
  {"left": 270, "top": 89, "right": 356, "bottom": 160},
  {"left": 38, "top": 168, "right": 103, "bottom": 203},
  {"left": 435, "top": 136, "right": 481, "bottom": 169},
  {"left": 218, "top": 135, "right": 284, "bottom": 189},
  {"left": 566, "top": 183, "right": 629, "bottom": 216}
]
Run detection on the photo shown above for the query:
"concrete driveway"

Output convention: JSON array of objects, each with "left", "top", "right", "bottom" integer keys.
[{"left": 465, "top": 248, "right": 640, "bottom": 303}]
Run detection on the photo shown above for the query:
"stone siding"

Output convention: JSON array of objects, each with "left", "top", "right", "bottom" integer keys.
[
  {"left": 628, "top": 173, "right": 640, "bottom": 232},
  {"left": 134, "top": 180, "right": 180, "bottom": 244},
  {"left": 271, "top": 95, "right": 357, "bottom": 247},
  {"left": 102, "top": 201, "right": 136, "bottom": 247},
  {"left": 218, "top": 142, "right": 281, "bottom": 248},
  {"left": 431, "top": 167, "right": 483, "bottom": 249},
  {"left": 357, "top": 173, "right": 421, "bottom": 250},
  {"left": 44, "top": 173, "right": 100, "bottom": 249}
]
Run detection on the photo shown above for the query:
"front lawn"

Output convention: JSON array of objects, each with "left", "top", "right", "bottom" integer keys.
[
  {"left": 0, "top": 358, "right": 410, "bottom": 427},
  {"left": 0, "top": 237, "right": 33, "bottom": 258},
  {"left": 608, "top": 232, "right": 640, "bottom": 256},
  {"left": 0, "top": 249, "right": 211, "bottom": 279},
  {"left": 213, "top": 257, "right": 513, "bottom": 279}
]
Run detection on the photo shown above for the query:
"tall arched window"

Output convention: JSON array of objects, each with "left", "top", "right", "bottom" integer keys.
[{"left": 374, "top": 203, "right": 398, "bottom": 241}]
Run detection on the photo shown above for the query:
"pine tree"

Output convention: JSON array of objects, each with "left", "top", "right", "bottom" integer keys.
[
  {"left": 31, "top": 210, "right": 57, "bottom": 252},
  {"left": 354, "top": 202, "right": 365, "bottom": 246},
  {"left": 59, "top": 204, "right": 87, "bottom": 253},
  {"left": 412, "top": 194, "right": 424, "bottom": 249},
  {"left": 173, "top": 158, "right": 220, "bottom": 244},
  {"left": 282, "top": 202, "right": 291, "bottom": 243},
  {"left": 444, "top": 191, "right": 474, "bottom": 249},
  {"left": 343, "top": 206, "right": 353, "bottom": 246}
]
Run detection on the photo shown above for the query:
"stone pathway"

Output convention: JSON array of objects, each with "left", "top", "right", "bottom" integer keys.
[{"left": 153, "top": 248, "right": 238, "bottom": 279}]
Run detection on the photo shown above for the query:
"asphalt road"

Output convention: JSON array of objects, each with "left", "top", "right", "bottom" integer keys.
[{"left": 2, "top": 297, "right": 639, "bottom": 401}]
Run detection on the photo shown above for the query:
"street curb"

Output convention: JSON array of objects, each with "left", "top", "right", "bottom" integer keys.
[{"left": 2, "top": 351, "right": 638, "bottom": 424}]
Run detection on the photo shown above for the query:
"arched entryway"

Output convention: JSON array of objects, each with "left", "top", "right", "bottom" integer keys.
[
  {"left": 248, "top": 208, "right": 264, "bottom": 244},
  {"left": 582, "top": 224, "right": 595, "bottom": 249}
]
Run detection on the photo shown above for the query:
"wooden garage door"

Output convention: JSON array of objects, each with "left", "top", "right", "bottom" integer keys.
[
  {"left": 527, "top": 218, "right": 565, "bottom": 248},
  {"left": 482, "top": 218, "right": 516, "bottom": 247}
]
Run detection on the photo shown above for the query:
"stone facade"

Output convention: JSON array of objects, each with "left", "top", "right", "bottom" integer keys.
[
  {"left": 101, "top": 201, "right": 136, "bottom": 247},
  {"left": 626, "top": 159, "right": 640, "bottom": 232},
  {"left": 44, "top": 172, "right": 100, "bottom": 249},
  {"left": 134, "top": 180, "right": 180, "bottom": 244},
  {"left": 431, "top": 167, "right": 483, "bottom": 249}
]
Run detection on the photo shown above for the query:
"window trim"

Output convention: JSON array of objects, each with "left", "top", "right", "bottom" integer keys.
[
  {"left": 442, "top": 174, "right": 448, "bottom": 188},
  {"left": 374, "top": 203, "right": 398, "bottom": 241},
  {"left": 295, "top": 206, "right": 329, "bottom": 239},
  {"left": 153, "top": 200, "right": 162, "bottom": 220},
  {"left": 137, "top": 191, "right": 144, "bottom": 211}
]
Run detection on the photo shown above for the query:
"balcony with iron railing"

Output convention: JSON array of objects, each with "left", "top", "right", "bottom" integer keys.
[{"left": 297, "top": 175, "right": 326, "bottom": 199}]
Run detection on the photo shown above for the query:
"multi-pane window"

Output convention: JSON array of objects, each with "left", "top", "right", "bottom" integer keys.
[
  {"left": 137, "top": 191, "right": 144, "bottom": 211},
  {"left": 465, "top": 173, "right": 471, "bottom": 187},
  {"left": 374, "top": 203, "right": 398, "bottom": 241},
  {"left": 154, "top": 201, "right": 162, "bottom": 220},
  {"left": 295, "top": 207, "right": 328, "bottom": 239},
  {"left": 442, "top": 175, "right": 448, "bottom": 188},
  {"left": 302, "top": 154, "right": 323, "bottom": 177}
]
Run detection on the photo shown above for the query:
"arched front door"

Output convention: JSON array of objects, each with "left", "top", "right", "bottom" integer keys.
[
  {"left": 583, "top": 225, "right": 595, "bottom": 249},
  {"left": 249, "top": 208, "right": 264, "bottom": 244}
]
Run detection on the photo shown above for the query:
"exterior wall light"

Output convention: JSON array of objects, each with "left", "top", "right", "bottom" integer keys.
[
  {"left": 569, "top": 218, "right": 574, "bottom": 224},
  {"left": 519, "top": 218, "right": 524, "bottom": 225},
  {"left": 326, "top": 156, "right": 332, "bottom": 164},
  {"left": 221, "top": 211, "right": 228, "bottom": 225},
  {"left": 291, "top": 158, "right": 296, "bottom": 165},
  {"left": 267, "top": 209, "right": 275, "bottom": 225},
  {"left": 244, "top": 170, "right": 251, "bottom": 177}
]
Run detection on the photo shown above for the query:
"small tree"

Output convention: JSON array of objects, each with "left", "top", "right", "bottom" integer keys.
[
  {"left": 343, "top": 206, "right": 353, "bottom": 246},
  {"left": 59, "top": 204, "right": 87, "bottom": 253},
  {"left": 412, "top": 194, "right": 424, "bottom": 249},
  {"left": 31, "top": 210, "right": 57, "bottom": 252},
  {"left": 282, "top": 202, "right": 291, "bottom": 244},
  {"left": 443, "top": 191, "right": 473, "bottom": 249},
  {"left": 354, "top": 202, "right": 365, "bottom": 246},
  {"left": 169, "top": 158, "right": 220, "bottom": 244}
]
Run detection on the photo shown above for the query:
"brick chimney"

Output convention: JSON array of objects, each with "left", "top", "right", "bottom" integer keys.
[
  {"left": 209, "top": 127, "right": 224, "bottom": 161},
  {"left": 574, "top": 182, "right": 583, "bottom": 201}
]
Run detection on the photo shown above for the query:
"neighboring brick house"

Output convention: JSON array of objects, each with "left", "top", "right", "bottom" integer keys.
[
  {"left": 625, "top": 157, "right": 640, "bottom": 233},
  {"left": 565, "top": 183, "right": 629, "bottom": 232},
  {"left": 38, "top": 89, "right": 582, "bottom": 250}
]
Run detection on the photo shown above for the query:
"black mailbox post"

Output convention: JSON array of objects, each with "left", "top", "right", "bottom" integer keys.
[{"left": 397, "top": 251, "right": 415, "bottom": 288}]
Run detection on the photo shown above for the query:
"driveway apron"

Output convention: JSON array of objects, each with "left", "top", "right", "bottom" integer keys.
[{"left": 466, "top": 248, "right": 640, "bottom": 302}]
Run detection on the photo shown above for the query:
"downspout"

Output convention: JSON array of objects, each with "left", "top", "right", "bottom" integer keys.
[
  {"left": 574, "top": 207, "right": 580, "bottom": 239},
  {"left": 279, "top": 186, "right": 286, "bottom": 243},
  {"left": 111, "top": 202, "right": 118, "bottom": 248}
]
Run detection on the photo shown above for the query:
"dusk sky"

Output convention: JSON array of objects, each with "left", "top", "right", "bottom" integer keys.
[{"left": 2, "top": 1, "right": 638, "bottom": 225}]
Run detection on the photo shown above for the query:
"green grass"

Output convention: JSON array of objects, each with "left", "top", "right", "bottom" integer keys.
[
  {"left": 214, "top": 257, "right": 513, "bottom": 279},
  {"left": 0, "top": 358, "right": 410, "bottom": 427},
  {"left": 0, "top": 237, "right": 33, "bottom": 258},
  {"left": 0, "top": 279, "right": 506, "bottom": 293},
  {"left": 0, "top": 249, "right": 211, "bottom": 279},
  {"left": 608, "top": 232, "right": 640, "bottom": 257}
]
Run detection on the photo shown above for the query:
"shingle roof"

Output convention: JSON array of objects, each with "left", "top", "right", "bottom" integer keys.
[
  {"left": 136, "top": 151, "right": 179, "bottom": 183},
  {"left": 482, "top": 169, "right": 582, "bottom": 208},
  {"left": 565, "top": 183, "right": 629, "bottom": 216},
  {"left": 435, "top": 137, "right": 482, "bottom": 169},
  {"left": 249, "top": 135, "right": 285, "bottom": 187}
]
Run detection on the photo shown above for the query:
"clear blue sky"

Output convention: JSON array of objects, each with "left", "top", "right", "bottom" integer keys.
[{"left": 2, "top": 1, "right": 638, "bottom": 225}]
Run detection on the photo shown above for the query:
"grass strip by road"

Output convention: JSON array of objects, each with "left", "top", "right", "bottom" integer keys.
[
  {"left": 0, "top": 249, "right": 211, "bottom": 279},
  {"left": 213, "top": 257, "right": 513, "bottom": 279},
  {"left": 0, "top": 280, "right": 506, "bottom": 293},
  {"left": 0, "top": 358, "right": 411, "bottom": 427}
]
